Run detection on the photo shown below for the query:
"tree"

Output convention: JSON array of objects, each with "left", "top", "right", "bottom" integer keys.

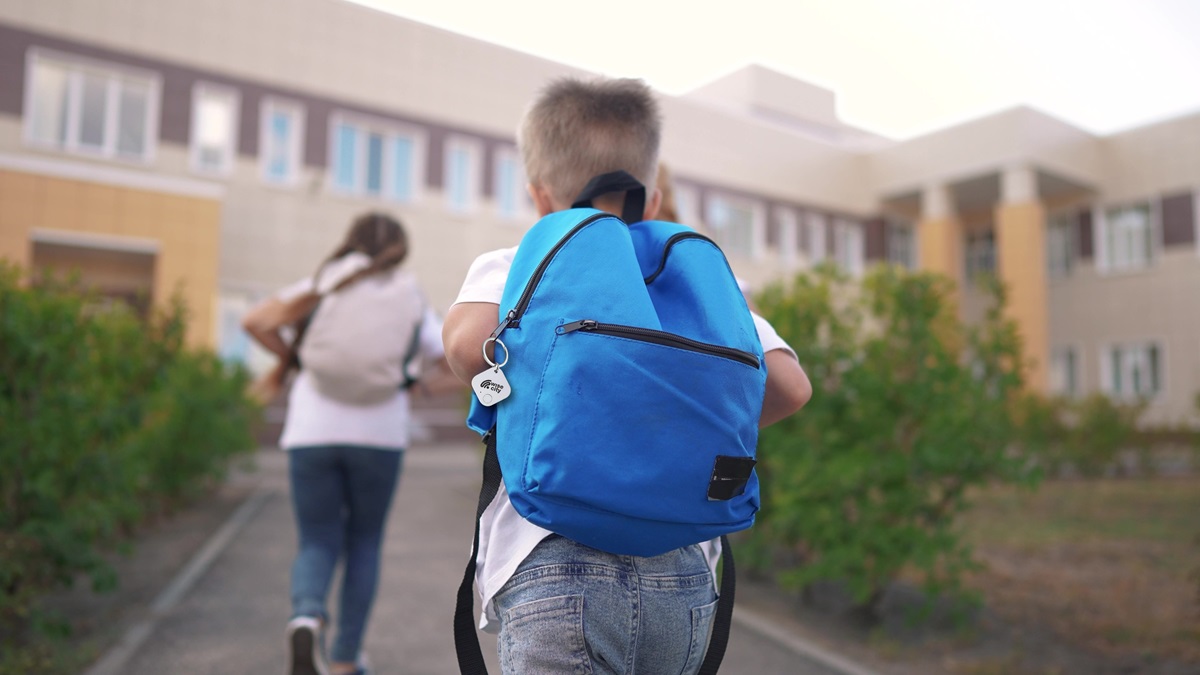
[{"left": 749, "top": 265, "right": 1039, "bottom": 610}]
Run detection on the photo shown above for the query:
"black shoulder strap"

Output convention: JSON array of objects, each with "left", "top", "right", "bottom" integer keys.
[
  {"left": 454, "top": 429, "right": 502, "bottom": 675},
  {"left": 452, "top": 429, "right": 737, "bottom": 674},
  {"left": 571, "top": 170, "right": 646, "bottom": 224},
  {"left": 399, "top": 292, "right": 428, "bottom": 390},
  {"left": 699, "top": 534, "right": 736, "bottom": 675}
]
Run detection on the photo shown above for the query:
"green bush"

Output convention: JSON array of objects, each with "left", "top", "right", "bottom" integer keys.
[
  {"left": 0, "top": 263, "right": 257, "bottom": 656},
  {"left": 749, "top": 265, "right": 1039, "bottom": 611},
  {"left": 1016, "top": 393, "right": 1147, "bottom": 477}
]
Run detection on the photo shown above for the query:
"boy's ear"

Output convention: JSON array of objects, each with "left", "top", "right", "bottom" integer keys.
[
  {"left": 643, "top": 187, "right": 663, "bottom": 221},
  {"left": 528, "top": 183, "right": 557, "bottom": 217}
]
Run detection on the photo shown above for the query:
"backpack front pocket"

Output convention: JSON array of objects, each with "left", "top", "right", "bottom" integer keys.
[{"left": 517, "top": 320, "right": 763, "bottom": 533}]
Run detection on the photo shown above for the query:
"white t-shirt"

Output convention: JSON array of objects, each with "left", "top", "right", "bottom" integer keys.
[
  {"left": 277, "top": 253, "right": 445, "bottom": 451},
  {"left": 454, "top": 246, "right": 798, "bottom": 631}
]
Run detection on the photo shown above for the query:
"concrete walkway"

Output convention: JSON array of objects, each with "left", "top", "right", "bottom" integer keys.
[{"left": 87, "top": 443, "right": 876, "bottom": 675}]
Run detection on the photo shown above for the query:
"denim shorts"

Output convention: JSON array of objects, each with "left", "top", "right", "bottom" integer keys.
[{"left": 491, "top": 534, "right": 717, "bottom": 675}]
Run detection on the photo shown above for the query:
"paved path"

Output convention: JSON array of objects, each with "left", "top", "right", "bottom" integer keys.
[{"left": 98, "top": 443, "right": 871, "bottom": 675}]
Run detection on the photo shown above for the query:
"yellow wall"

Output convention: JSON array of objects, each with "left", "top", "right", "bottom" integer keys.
[
  {"left": 0, "top": 169, "right": 221, "bottom": 348},
  {"left": 995, "top": 201, "right": 1049, "bottom": 391},
  {"left": 917, "top": 215, "right": 962, "bottom": 285}
]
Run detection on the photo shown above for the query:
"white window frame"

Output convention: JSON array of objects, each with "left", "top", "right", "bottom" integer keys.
[
  {"left": 1094, "top": 200, "right": 1159, "bottom": 275},
  {"left": 492, "top": 146, "right": 530, "bottom": 221},
  {"left": 1049, "top": 344, "right": 1082, "bottom": 398},
  {"left": 1194, "top": 190, "right": 1200, "bottom": 261},
  {"left": 705, "top": 193, "right": 765, "bottom": 261},
  {"left": 326, "top": 111, "right": 426, "bottom": 203},
  {"left": 674, "top": 184, "right": 701, "bottom": 230},
  {"left": 886, "top": 219, "right": 916, "bottom": 270},
  {"left": 1046, "top": 211, "right": 1076, "bottom": 280},
  {"left": 832, "top": 218, "right": 865, "bottom": 277},
  {"left": 965, "top": 230, "right": 997, "bottom": 280},
  {"left": 189, "top": 81, "right": 240, "bottom": 176},
  {"left": 23, "top": 48, "right": 161, "bottom": 163},
  {"left": 215, "top": 294, "right": 253, "bottom": 366},
  {"left": 444, "top": 134, "right": 482, "bottom": 214},
  {"left": 259, "top": 97, "right": 305, "bottom": 187},
  {"left": 774, "top": 207, "right": 800, "bottom": 272},
  {"left": 1100, "top": 341, "right": 1166, "bottom": 401},
  {"left": 805, "top": 212, "right": 827, "bottom": 265}
]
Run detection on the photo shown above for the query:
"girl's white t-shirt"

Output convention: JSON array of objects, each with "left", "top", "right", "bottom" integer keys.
[
  {"left": 276, "top": 253, "right": 445, "bottom": 451},
  {"left": 453, "top": 246, "right": 797, "bottom": 631}
]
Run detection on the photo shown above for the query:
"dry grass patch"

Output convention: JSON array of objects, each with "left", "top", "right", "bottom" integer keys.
[{"left": 959, "top": 477, "right": 1200, "bottom": 664}]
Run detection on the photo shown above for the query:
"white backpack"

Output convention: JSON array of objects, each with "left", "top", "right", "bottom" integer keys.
[{"left": 297, "top": 266, "right": 425, "bottom": 405}]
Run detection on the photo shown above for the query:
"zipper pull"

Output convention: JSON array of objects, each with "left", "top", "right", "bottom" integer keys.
[
  {"left": 490, "top": 309, "right": 517, "bottom": 340},
  {"left": 558, "top": 319, "right": 598, "bottom": 334}
]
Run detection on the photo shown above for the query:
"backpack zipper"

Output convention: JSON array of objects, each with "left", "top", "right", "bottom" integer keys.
[
  {"left": 643, "top": 232, "right": 716, "bottom": 284},
  {"left": 489, "top": 212, "right": 612, "bottom": 339},
  {"left": 557, "top": 319, "right": 760, "bottom": 369}
]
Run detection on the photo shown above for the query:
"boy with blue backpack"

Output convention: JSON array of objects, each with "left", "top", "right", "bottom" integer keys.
[{"left": 444, "top": 77, "right": 812, "bottom": 675}]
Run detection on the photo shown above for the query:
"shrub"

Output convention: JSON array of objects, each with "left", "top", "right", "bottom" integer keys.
[
  {"left": 1016, "top": 393, "right": 1147, "bottom": 478},
  {"left": 0, "top": 263, "right": 257, "bottom": 656},
  {"left": 749, "top": 265, "right": 1039, "bottom": 611}
]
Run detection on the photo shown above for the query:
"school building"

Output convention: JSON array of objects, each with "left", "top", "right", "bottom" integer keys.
[{"left": 0, "top": 0, "right": 1197, "bottom": 425}]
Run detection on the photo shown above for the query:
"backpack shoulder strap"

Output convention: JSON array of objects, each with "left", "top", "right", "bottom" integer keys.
[
  {"left": 570, "top": 170, "right": 645, "bottom": 223},
  {"left": 399, "top": 299, "right": 426, "bottom": 391},
  {"left": 454, "top": 429, "right": 502, "bottom": 675}
]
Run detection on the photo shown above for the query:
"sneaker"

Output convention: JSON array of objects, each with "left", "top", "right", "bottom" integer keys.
[{"left": 286, "top": 616, "right": 328, "bottom": 675}]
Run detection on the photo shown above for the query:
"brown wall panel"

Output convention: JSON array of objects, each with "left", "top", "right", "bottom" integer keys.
[
  {"left": 1161, "top": 192, "right": 1195, "bottom": 248},
  {"left": 864, "top": 217, "right": 887, "bottom": 261},
  {"left": 1076, "top": 208, "right": 1093, "bottom": 259}
]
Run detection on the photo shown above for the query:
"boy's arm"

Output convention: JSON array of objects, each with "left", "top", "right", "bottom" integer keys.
[
  {"left": 442, "top": 301, "right": 502, "bottom": 384},
  {"left": 760, "top": 349, "right": 812, "bottom": 428}
]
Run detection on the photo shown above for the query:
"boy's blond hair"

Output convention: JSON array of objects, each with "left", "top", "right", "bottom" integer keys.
[{"left": 519, "top": 77, "right": 661, "bottom": 208}]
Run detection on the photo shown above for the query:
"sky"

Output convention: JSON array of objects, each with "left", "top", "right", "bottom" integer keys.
[{"left": 346, "top": 0, "right": 1200, "bottom": 140}]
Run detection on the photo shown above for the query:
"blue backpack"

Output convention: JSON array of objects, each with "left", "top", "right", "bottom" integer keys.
[{"left": 455, "top": 172, "right": 767, "bottom": 674}]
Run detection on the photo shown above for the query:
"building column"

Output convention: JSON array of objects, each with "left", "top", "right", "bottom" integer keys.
[
  {"left": 995, "top": 166, "right": 1049, "bottom": 391},
  {"left": 917, "top": 183, "right": 962, "bottom": 285}
]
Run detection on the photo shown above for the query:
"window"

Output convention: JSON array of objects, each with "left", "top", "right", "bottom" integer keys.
[
  {"left": 706, "top": 195, "right": 762, "bottom": 259},
  {"left": 1047, "top": 212, "right": 1076, "bottom": 279},
  {"left": 493, "top": 147, "right": 529, "bottom": 219},
  {"left": 190, "top": 83, "right": 239, "bottom": 174},
  {"left": 260, "top": 99, "right": 304, "bottom": 185},
  {"left": 674, "top": 184, "right": 701, "bottom": 229},
  {"left": 329, "top": 114, "right": 424, "bottom": 201},
  {"left": 833, "top": 219, "right": 865, "bottom": 276},
  {"left": 965, "top": 230, "right": 996, "bottom": 280},
  {"left": 217, "top": 296, "right": 252, "bottom": 365},
  {"left": 805, "top": 212, "right": 827, "bottom": 264},
  {"left": 887, "top": 220, "right": 916, "bottom": 269},
  {"left": 1049, "top": 347, "right": 1079, "bottom": 398},
  {"left": 775, "top": 208, "right": 800, "bottom": 271},
  {"left": 1104, "top": 342, "right": 1162, "bottom": 399},
  {"left": 1099, "top": 202, "right": 1154, "bottom": 272},
  {"left": 444, "top": 136, "right": 481, "bottom": 213},
  {"left": 24, "top": 50, "right": 159, "bottom": 162}
]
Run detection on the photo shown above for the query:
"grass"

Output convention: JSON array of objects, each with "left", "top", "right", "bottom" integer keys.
[
  {"left": 957, "top": 476, "right": 1200, "bottom": 664},
  {"left": 962, "top": 478, "right": 1200, "bottom": 547}
]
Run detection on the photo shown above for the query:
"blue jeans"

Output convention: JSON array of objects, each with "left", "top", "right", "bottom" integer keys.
[
  {"left": 288, "top": 445, "right": 402, "bottom": 663},
  {"left": 492, "top": 535, "right": 718, "bottom": 675}
]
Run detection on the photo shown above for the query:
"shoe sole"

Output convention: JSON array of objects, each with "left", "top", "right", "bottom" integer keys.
[{"left": 289, "top": 626, "right": 323, "bottom": 675}]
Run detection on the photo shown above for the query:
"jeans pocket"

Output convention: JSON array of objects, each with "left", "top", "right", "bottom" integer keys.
[
  {"left": 681, "top": 598, "right": 719, "bottom": 675},
  {"left": 500, "top": 594, "right": 592, "bottom": 675}
]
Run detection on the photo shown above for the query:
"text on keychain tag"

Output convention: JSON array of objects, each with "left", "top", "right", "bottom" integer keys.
[{"left": 472, "top": 336, "right": 512, "bottom": 407}]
